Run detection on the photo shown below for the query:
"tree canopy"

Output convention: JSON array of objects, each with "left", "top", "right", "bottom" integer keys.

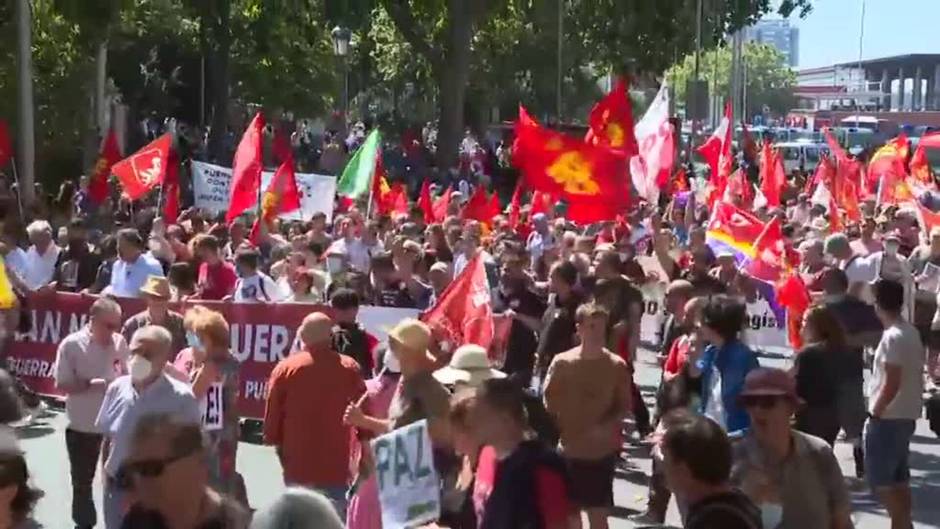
[
  {"left": 0, "top": 0, "right": 812, "bottom": 185},
  {"left": 668, "top": 42, "right": 797, "bottom": 120}
]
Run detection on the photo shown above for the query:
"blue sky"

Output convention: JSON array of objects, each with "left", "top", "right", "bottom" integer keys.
[{"left": 795, "top": 0, "right": 940, "bottom": 69}]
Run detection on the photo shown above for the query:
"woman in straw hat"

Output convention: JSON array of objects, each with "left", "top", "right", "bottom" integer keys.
[{"left": 344, "top": 319, "right": 451, "bottom": 445}]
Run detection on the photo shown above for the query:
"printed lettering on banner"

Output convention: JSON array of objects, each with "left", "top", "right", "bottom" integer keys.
[
  {"left": 202, "top": 382, "right": 224, "bottom": 431},
  {"left": 372, "top": 420, "right": 440, "bottom": 529},
  {"left": 191, "top": 161, "right": 336, "bottom": 222},
  {"left": 6, "top": 293, "right": 443, "bottom": 420}
]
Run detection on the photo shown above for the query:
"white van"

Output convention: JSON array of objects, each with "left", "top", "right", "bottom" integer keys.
[{"left": 774, "top": 141, "right": 830, "bottom": 175}]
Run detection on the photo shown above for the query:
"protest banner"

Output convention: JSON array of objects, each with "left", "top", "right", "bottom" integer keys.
[
  {"left": 191, "top": 161, "right": 337, "bottom": 222},
  {"left": 372, "top": 420, "right": 440, "bottom": 529},
  {"left": 637, "top": 282, "right": 791, "bottom": 356},
  {"left": 6, "top": 292, "right": 419, "bottom": 419}
]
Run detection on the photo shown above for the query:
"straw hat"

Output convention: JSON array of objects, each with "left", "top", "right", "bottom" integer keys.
[
  {"left": 140, "top": 275, "right": 171, "bottom": 299},
  {"left": 433, "top": 344, "right": 506, "bottom": 387},
  {"left": 387, "top": 319, "right": 431, "bottom": 354}
]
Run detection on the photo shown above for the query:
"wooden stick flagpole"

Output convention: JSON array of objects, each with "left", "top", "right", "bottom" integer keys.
[{"left": 8, "top": 157, "right": 24, "bottom": 221}]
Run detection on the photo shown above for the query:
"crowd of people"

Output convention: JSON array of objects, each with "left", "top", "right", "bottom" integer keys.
[{"left": 0, "top": 121, "right": 935, "bottom": 529}]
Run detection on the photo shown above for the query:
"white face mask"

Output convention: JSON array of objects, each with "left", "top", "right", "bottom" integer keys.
[
  {"left": 760, "top": 503, "right": 783, "bottom": 529},
  {"left": 128, "top": 355, "right": 153, "bottom": 383}
]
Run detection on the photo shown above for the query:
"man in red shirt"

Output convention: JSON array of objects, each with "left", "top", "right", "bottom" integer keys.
[
  {"left": 471, "top": 377, "right": 570, "bottom": 529},
  {"left": 263, "top": 312, "right": 366, "bottom": 517},
  {"left": 194, "top": 235, "right": 237, "bottom": 300}
]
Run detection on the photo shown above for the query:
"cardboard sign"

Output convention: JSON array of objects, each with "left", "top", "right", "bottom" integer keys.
[
  {"left": 191, "top": 161, "right": 337, "bottom": 222},
  {"left": 372, "top": 420, "right": 440, "bottom": 529}
]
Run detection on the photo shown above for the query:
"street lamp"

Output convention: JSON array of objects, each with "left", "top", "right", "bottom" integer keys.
[{"left": 331, "top": 26, "right": 352, "bottom": 118}]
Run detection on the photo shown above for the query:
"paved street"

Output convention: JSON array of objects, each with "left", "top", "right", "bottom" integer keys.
[{"left": 18, "top": 350, "right": 940, "bottom": 528}]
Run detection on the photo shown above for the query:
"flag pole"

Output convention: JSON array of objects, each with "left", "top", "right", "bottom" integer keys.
[
  {"left": 365, "top": 173, "right": 375, "bottom": 220},
  {"left": 8, "top": 157, "right": 24, "bottom": 221}
]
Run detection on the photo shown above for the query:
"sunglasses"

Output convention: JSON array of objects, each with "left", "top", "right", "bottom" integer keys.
[
  {"left": 741, "top": 395, "right": 784, "bottom": 409},
  {"left": 115, "top": 449, "right": 196, "bottom": 490}
]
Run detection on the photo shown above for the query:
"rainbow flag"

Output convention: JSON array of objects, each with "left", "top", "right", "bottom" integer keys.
[{"left": 705, "top": 201, "right": 765, "bottom": 264}]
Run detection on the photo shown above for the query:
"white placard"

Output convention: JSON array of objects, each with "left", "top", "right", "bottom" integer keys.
[
  {"left": 357, "top": 306, "right": 422, "bottom": 345},
  {"left": 372, "top": 420, "right": 440, "bottom": 529},
  {"left": 638, "top": 281, "right": 791, "bottom": 356},
  {"left": 202, "top": 382, "right": 224, "bottom": 431},
  {"left": 191, "top": 161, "right": 337, "bottom": 223}
]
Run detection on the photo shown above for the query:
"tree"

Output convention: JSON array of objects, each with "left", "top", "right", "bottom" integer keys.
[
  {"left": 340, "top": 0, "right": 812, "bottom": 168},
  {"left": 667, "top": 42, "right": 797, "bottom": 119}
]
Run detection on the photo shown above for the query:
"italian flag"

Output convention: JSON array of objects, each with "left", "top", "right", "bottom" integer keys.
[{"left": 337, "top": 129, "right": 382, "bottom": 207}]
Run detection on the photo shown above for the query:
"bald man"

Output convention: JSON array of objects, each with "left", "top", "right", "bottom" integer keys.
[{"left": 263, "top": 311, "right": 365, "bottom": 517}]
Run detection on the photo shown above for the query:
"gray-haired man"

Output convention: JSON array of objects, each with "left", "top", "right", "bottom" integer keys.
[{"left": 95, "top": 325, "right": 200, "bottom": 529}]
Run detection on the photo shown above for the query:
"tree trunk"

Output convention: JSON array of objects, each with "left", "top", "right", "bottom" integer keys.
[
  {"left": 205, "top": 2, "right": 232, "bottom": 163},
  {"left": 434, "top": 1, "right": 476, "bottom": 171},
  {"left": 15, "top": 0, "right": 35, "bottom": 206}
]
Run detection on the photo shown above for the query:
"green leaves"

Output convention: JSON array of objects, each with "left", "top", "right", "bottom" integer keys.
[{"left": 667, "top": 42, "right": 797, "bottom": 118}]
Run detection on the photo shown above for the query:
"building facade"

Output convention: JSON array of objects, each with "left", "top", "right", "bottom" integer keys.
[{"left": 744, "top": 19, "right": 800, "bottom": 67}]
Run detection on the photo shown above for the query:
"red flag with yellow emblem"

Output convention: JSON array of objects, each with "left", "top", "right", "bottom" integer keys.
[
  {"left": 585, "top": 78, "right": 638, "bottom": 157},
  {"left": 248, "top": 130, "right": 301, "bottom": 243},
  {"left": 513, "top": 106, "right": 629, "bottom": 223},
  {"left": 871, "top": 135, "right": 913, "bottom": 206}
]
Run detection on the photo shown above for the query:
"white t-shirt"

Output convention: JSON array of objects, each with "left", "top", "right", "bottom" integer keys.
[
  {"left": 869, "top": 320, "right": 925, "bottom": 420},
  {"left": 233, "top": 272, "right": 284, "bottom": 303},
  {"left": 328, "top": 238, "right": 379, "bottom": 273},
  {"left": 106, "top": 253, "right": 165, "bottom": 298},
  {"left": 23, "top": 245, "right": 60, "bottom": 290}
]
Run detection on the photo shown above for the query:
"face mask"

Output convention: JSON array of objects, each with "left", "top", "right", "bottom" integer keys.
[
  {"left": 186, "top": 331, "right": 203, "bottom": 351},
  {"left": 128, "top": 355, "right": 153, "bottom": 383},
  {"left": 760, "top": 503, "right": 783, "bottom": 529}
]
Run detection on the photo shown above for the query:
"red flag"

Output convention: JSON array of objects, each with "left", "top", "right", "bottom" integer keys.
[
  {"left": 249, "top": 130, "right": 303, "bottom": 243},
  {"left": 513, "top": 106, "right": 630, "bottom": 223},
  {"left": 723, "top": 168, "right": 753, "bottom": 209},
  {"left": 910, "top": 133, "right": 940, "bottom": 191},
  {"left": 672, "top": 167, "right": 689, "bottom": 193},
  {"left": 585, "top": 78, "right": 638, "bottom": 156},
  {"left": 805, "top": 153, "right": 836, "bottom": 196},
  {"left": 759, "top": 141, "right": 786, "bottom": 207},
  {"left": 697, "top": 102, "right": 733, "bottom": 204},
  {"left": 776, "top": 272, "right": 811, "bottom": 349},
  {"left": 89, "top": 129, "right": 122, "bottom": 204},
  {"left": 421, "top": 252, "right": 494, "bottom": 352},
  {"left": 915, "top": 201, "right": 940, "bottom": 235},
  {"left": 508, "top": 180, "right": 523, "bottom": 228},
  {"left": 828, "top": 195, "right": 843, "bottom": 233},
  {"left": 163, "top": 151, "right": 181, "bottom": 224},
  {"left": 418, "top": 179, "right": 434, "bottom": 223},
  {"left": 227, "top": 113, "right": 265, "bottom": 223},
  {"left": 487, "top": 191, "right": 501, "bottom": 219},
  {"left": 111, "top": 133, "right": 172, "bottom": 200},
  {"left": 372, "top": 175, "right": 409, "bottom": 216},
  {"left": 870, "top": 135, "right": 911, "bottom": 206},
  {"left": 630, "top": 83, "right": 674, "bottom": 204},
  {"left": 747, "top": 217, "right": 790, "bottom": 282},
  {"left": 461, "top": 185, "right": 491, "bottom": 222},
  {"left": 432, "top": 186, "right": 452, "bottom": 222},
  {"left": 0, "top": 120, "right": 12, "bottom": 168}
]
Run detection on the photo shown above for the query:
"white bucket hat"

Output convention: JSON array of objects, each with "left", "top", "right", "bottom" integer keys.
[{"left": 433, "top": 344, "right": 505, "bottom": 387}]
